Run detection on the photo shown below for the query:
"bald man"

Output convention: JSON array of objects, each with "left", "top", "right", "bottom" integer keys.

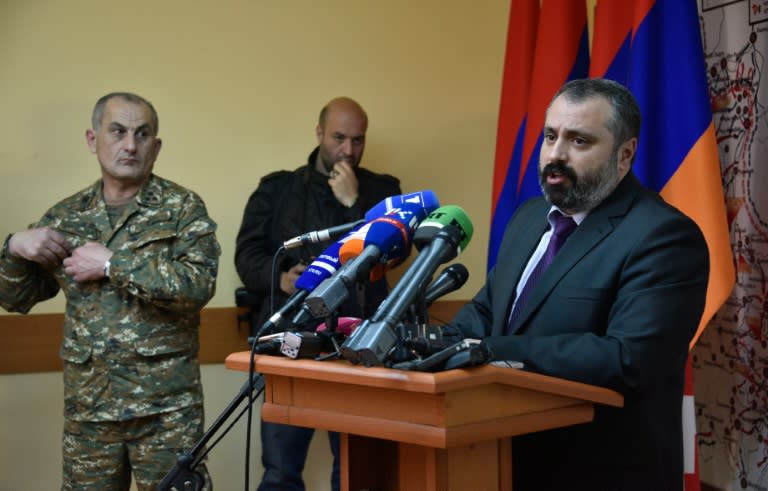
[{"left": 235, "top": 97, "right": 401, "bottom": 491}]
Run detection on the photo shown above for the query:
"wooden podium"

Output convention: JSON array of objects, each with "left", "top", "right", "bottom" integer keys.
[{"left": 225, "top": 352, "right": 623, "bottom": 491}]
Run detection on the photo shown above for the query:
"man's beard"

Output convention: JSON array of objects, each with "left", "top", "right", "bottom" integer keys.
[
  {"left": 539, "top": 153, "right": 621, "bottom": 212},
  {"left": 319, "top": 150, "right": 336, "bottom": 173},
  {"left": 319, "top": 147, "right": 355, "bottom": 173}
]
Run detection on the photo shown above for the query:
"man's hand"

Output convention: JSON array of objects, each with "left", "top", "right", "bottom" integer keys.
[
  {"left": 328, "top": 161, "right": 359, "bottom": 208},
  {"left": 7, "top": 227, "right": 71, "bottom": 268},
  {"left": 63, "top": 242, "right": 113, "bottom": 282},
  {"left": 280, "top": 262, "right": 307, "bottom": 295}
]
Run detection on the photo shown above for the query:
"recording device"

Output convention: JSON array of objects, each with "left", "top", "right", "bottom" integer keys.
[
  {"left": 280, "top": 332, "right": 326, "bottom": 359},
  {"left": 282, "top": 190, "right": 439, "bottom": 249},
  {"left": 244, "top": 332, "right": 284, "bottom": 355},
  {"left": 340, "top": 206, "right": 474, "bottom": 366},
  {"left": 279, "top": 318, "right": 361, "bottom": 359},
  {"left": 441, "top": 341, "right": 493, "bottom": 370},
  {"left": 391, "top": 339, "right": 480, "bottom": 371},
  {"left": 279, "top": 330, "right": 347, "bottom": 359},
  {"left": 386, "top": 323, "right": 450, "bottom": 365}
]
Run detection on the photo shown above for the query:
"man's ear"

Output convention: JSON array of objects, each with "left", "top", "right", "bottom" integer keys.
[
  {"left": 85, "top": 129, "right": 97, "bottom": 153},
  {"left": 152, "top": 138, "right": 163, "bottom": 161},
  {"left": 617, "top": 137, "right": 637, "bottom": 176},
  {"left": 316, "top": 125, "right": 323, "bottom": 144}
]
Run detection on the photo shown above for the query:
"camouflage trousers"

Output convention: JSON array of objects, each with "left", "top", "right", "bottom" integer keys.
[{"left": 62, "top": 404, "right": 211, "bottom": 491}]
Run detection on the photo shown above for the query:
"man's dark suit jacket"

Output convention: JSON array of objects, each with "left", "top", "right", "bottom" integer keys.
[{"left": 451, "top": 173, "right": 709, "bottom": 491}]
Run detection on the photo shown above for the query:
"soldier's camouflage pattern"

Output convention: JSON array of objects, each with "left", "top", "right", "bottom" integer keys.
[{"left": 0, "top": 174, "right": 221, "bottom": 422}]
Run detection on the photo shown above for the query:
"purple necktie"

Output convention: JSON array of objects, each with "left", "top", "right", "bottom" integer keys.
[{"left": 506, "top": 211, "right": 577, "bottom": 334}]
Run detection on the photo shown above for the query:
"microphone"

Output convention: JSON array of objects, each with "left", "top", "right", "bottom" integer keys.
[
  {"left": 340, "top": 205, "right": 474, "bottom": 366},
  {"left": 423, "top": 263, "right": 469, "bottom": 307},
  {"left": 363, "top": 189, "right": 440, "bottom": 222},
  {"left": 339, "top": 203, "right": 430, "bottom": 281},
  {"left": 282, "top": 219, "right": 365, "bottom": 249},
  {"left": 282, "top": 190, "right": 440, "bottom": 249},
  {"left": 303, "top": 203, "right": 424, "bottom": 319},
  {"left": 411, "top": 204, "right": 473, "bottom": 252}
]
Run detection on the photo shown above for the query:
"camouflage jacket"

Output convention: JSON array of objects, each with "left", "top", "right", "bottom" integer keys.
[{"left": 0, "top": 174, "right": 221, "bottom": 421}]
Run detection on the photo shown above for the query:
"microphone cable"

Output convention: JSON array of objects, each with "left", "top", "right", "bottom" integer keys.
[
  {"left": 269, "top": 245, "right": 287, "bottom": 320},
  {"left": 244, "top": 333, "right": 260, "bottom": 490}
]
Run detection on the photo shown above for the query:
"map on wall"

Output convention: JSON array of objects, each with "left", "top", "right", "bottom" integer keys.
[{"left": 694, "top": 0, "right": 768, "bottom": 489}]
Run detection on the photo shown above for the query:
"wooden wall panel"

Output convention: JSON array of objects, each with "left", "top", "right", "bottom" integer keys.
[{"left": 0, "top": 300, "right": 466, "bottom": 374}]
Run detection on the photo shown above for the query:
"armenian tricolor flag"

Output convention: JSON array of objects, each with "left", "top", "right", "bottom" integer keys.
[
  {"left": 488, "top": 0, "right": 590, "bottom": 268},
  {"left": 490, "top": 1, "right": 735, "bottom": 488}
]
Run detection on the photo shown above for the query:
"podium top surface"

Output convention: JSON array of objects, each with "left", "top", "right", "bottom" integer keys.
[{"left": 225, "top": 352, "right": 623, "bottom": 408}]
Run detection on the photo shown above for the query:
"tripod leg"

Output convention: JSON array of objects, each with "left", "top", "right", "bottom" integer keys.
[{"left": 157, "top": 376, "right": 265, "bottom": 491}]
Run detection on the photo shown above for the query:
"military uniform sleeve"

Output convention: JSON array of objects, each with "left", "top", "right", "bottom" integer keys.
[
  {"left": 0, "top": 234, "right": 60, "bottom": 314},
  {"left": 106, "top": 193, "right": 220, "bottom": 313}
]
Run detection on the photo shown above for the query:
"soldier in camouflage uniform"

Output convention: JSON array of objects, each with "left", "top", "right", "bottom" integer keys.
[{"left": 0, "top": 92, "right": 220, "bottom": 490}]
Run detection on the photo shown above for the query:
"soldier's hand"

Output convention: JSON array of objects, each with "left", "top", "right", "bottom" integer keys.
[
  {"left": 7, "top": 227, "right": 71, "bottom": 268},
  {"left": 328, "top": 160, "right": 359, "bottom": 208},
  {"left": 280, "top": 262, "right": 307, "bottom": 295},
  {"left": 63, "top": 242, "right": 113, "bottom": 283}
]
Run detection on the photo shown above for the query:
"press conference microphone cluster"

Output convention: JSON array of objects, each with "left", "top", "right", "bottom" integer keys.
[
  {"left": 256, "top": 190, "right": 440, "bottom": 343},
  {"left": 304, "top": 201, "right": 430, "bottom": 319},
  {"left": 265, "top": 199, "right": 434, "bottom": 361},
  {"left": 340, "top": 205, "right": 474, "bottom": 366}
]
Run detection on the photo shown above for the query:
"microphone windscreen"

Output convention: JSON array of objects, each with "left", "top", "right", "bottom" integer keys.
[
  {"left": 413, "top": 205, "right": 474, "bottom": 253},
  {"left": 339, "top": 202, "right": 424, "bottom": 266},
  {"left": 364, "top": 190, "right": 440, "bottom": 222},
  {"left": 294, "top": 241, "right": 343, "bottom": 292}
]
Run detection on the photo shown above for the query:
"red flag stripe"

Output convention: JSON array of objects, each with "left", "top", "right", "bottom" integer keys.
[
  {"left": 491, "top": 0, "right": 539, "bottom": 210},
  {"left": 518, "top": 0, "right": 588, "bottom": 190}
]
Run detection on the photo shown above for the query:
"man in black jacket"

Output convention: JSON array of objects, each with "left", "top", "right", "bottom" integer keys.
[{"left": 235, "top": 97, "right": 401, "bottom": 491}]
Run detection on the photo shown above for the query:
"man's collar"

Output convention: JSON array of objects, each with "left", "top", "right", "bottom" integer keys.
[{"left": 549, "top": 206, "right": 588, "bottom": 226}]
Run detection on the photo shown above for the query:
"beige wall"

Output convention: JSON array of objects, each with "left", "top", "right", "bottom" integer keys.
[
  {"left": 0, "top": 0, "right": 509, "bottom": 312},
  {"left": 0, "top": 0, "right": 510, "bottom": 489}
]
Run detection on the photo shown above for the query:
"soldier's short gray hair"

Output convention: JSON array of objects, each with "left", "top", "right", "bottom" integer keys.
[{"left": 91, "top": 92, "right": 159, "bottom": 134}]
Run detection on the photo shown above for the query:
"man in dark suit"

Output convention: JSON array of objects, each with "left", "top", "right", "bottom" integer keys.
[{"left": 450, "top": 78, "right": 709, "bottom": 490}]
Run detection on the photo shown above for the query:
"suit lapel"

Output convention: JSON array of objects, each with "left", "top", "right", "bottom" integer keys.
[
  {"left": 490, "top": 199, "right": 550, "bottom": 336},
  {"left": 508, "top": 173, "right": 642, "bottom": 335}
]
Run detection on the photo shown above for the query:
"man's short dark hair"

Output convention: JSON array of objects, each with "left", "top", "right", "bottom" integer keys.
[
  {"left": 92, "top": 92, "right": 159, "bottom": 134},
  {"left": 551, "top": 78, "right": 641, "bottom": 154}
]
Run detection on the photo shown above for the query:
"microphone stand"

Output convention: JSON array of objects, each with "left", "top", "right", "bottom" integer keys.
[{"left": 157, "top": 374, "right": 266, "bottom": 491}]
